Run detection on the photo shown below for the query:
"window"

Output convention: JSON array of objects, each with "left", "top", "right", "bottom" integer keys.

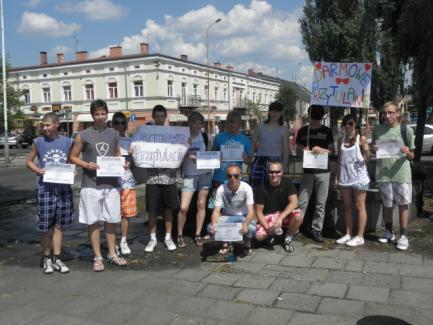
[
  {"left": 108, "top": 82, "right": 118, "bottom": 99},
  {"left": 134, "top": 65, "right": 140, "bottom": 69},
  {"left": 42, "top": 87, "right": 51, "bottom": 102},
  {"left": 223, "top": 88, "right": 227, "bottom": 101},
  {"left": 86, "top": 69, "right": 91, "bottom": 74},
  {"left": 109, "top": 67, "right": 115, "bottom": 72},
  {"left": 204, "top": 85, "right": 208, "bottom": 99},
  {"left": 85, "top": 84, "right": 94, "bottom": 100},
  {"left": 22, "top": 89, "right": 30, "bottom": 104},
  {"left": 43, "top": 74, "right": 47, "bottom": 78},
  {"left": 134, "top": 80, "right": 143, "bottom": 97},
  {"left": 63, "top": 72, "right": 68, "bottom": 76},
  {"left": 63, "top": 85, "right": 72, "bottom": 101},
  {"left": 214, "top": 87, "right": 218, "bottom": 101},
  {"left": 167, "top": 80, "right": 173, "bottom": 97},
  {"left": 181, "top": 82, "right": 187, "bottom": 105}
]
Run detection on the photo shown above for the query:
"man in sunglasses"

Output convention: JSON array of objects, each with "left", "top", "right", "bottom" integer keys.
[
  {"left": 254, "top": 161, "right": 302, "bottom": 252},
  {"left": 209, "top": 164, "right": 256, "bottom": 255}
]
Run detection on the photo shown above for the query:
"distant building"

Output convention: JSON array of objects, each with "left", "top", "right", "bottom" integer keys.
[{"left": 9, "top": 43, "right": 280, "bottom": 134}]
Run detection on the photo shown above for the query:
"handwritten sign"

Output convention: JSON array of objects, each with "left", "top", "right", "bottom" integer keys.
[
  {"left": 302, "top": 150, "right": 328, "bottom": 169},
  {"left": 43, "top": 162, "right": 75, "bottom": 185},
  {"left": 215, "top": 216, "right": 244, "bottom": 242},
  {"left": 132, "top": 125, "right": 190, "bottom": 168},
  {"left": 376, "top": 140, "right": 404, "bottom": 159},
  {"left": 221, "top": 145, "right": 244, "bottom": 161},
  {"left": 311, "top": 62, "right": 372, "bottom": 108},
  {"left": 197, "top": 151, "right": 221, "bottom": 169},
  {"left": 96, "top": 156, "right": 125, "bottom": 177}
]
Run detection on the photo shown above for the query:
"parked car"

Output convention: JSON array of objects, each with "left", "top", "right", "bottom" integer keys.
[
  {"left": 409, "top": 124, "right": 433, "bottom": 154},
  {"left": 0, "top": 133, "right": 30, "bottom": 148}
]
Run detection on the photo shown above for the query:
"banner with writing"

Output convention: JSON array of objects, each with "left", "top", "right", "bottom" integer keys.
[
  {"left": 311, "top": 62, "right": 372, "bottom": 108},
  {"left": 131, "top": 125, "right": 190, "bottom": 168}
]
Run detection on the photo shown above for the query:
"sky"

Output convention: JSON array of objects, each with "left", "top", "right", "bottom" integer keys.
[{"left": 5, "top": 0, "right": 313, "bottom": 87}]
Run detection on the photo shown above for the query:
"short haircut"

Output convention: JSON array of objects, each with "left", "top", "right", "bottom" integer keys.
[
  {"left": 152, "top": 104, "right": 167, "bottom": 117},
  {"left": 383, "top": 101, "right": 400, "bottom": 113},
  {"left": 90, "top": 99, "right": 108, "bottom": 116},
  {"left": 226, "top": 163, "right": 241, "bottom": 173},
  {"left": 226, "top": 110, "right": 242, "bottom": 124},
  {"left": 188, "top": 111, "right": 204, "bottom": 124},
  {"left": 308, "top": 104, "right": 325, "bottom": 120},
  {"left": 267, "top": 160, "right": 282, "bottom": 171},
  {"left": 42, "top": 112, "right": 59, "bottom": 124},
  {"left": 265, "top": 101, "right": 284, "bottom": 125},
  {"left": 112, "top": 111, "right": 126, "bottom": 121}
]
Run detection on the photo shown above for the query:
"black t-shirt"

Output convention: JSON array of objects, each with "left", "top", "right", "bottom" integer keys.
[
  {"left": 254, "top": 177, "right": 297, "bottom": 214},
  {"left": 296, "top": 125, "right": 334, "bottom": 174}
]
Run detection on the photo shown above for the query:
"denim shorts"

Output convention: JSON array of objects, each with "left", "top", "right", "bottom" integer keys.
[
  {"left": 340, "top": 183, "right": 369, "bottom": 191},
  {"left": 182, "top": 172, "right": 212, "bottom": 192}
]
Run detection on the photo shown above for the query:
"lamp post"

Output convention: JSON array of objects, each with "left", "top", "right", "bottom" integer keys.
[
  {"left": 1, "top": 0, "right": 9, "bottom": 165},
  {"left": 206, "top": 18, "right": 221, "bottom": 134}
]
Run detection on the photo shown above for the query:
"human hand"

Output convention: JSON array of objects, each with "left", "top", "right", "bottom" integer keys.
[
  {"left": 85, "top": 162, "right": 99, "bottom": 170},
  {"left": 274, "top": 218, "right": 283, "bottom": 229},
  {"left": 333, "top": 178, "right": 339, "bottom": 191},
  {"left": 311, "top": 146, "right": 323, "bottom": 154},
  {"left": 35, "top": 168, "right": 45, "bottom": 176},
  {"left": 240, "top": 223, "right": 249, "bottom": 235},
  {"left": 207, "top": 224, "right": 216, "bottom": 235},
  {"left": 400, "top": 146, "right": 410, "bottom": 155}
]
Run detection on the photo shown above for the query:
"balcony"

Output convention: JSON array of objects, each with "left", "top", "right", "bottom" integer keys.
[
  {"left": 233, "top": 98, "right": 248, "bottom": 109},
  {"left": 178, "top": 95, "right": 202, "bottom": 108}
]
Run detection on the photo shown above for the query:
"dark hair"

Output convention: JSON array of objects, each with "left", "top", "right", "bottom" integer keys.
[
  {"left": 112, "top": 112, "right": 126, "bottom": 121},
  {"left": 152, "top": 104, "right": 167, "bottom": 117},
  {"left": 267, "top": 160, "right": 282, "bottom": 171},
  {"left": 341, "top": 114, "right": 360, "bottom": 146},
  {"left": 265, "top": 101, "right": 284, "bottom": 125},
  {"left": 90, "top": 99, "right": 108, "bottom": 116},
  {"left": 308, "top": 105, "right": 325, "bottom": 120},
  {"left": 188, "top": 111, "right": 204, "bottom": 124},
  {"left": 226, "top": 110, "right": 242, "bottom": 124}
]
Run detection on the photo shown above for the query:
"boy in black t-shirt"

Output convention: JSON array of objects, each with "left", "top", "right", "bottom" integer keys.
[
  {"left": 254, "top": 161, "right": 303, "bottom": 252},
  {"left": 296, "top": 105, "right": 334, "bottom": 242}
]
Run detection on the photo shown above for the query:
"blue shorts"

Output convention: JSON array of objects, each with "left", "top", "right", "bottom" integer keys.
[
  {"left": 182, "top": 173, "right": 212, "bottom": 192},
  {"left": 36, "top": 186, "right": 75, "bottom": 232},
  {"left": 340, "top": 183, "right": 369, "bottom": 191}
]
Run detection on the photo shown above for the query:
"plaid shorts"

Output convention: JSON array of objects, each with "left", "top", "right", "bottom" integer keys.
[
  {"left": 121, "top": 189, "right": 137, "bottom": 218},
  {"left": 256, "top": 210, "right": 302, "bottom": 238},
  {"left": 36, "top": 186, "right": 75, "bottom": 232}
]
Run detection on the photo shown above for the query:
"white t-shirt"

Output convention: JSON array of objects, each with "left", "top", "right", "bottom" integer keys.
[
  {"left": 182, "top": 133, "right": 209, "bottom": 176},
  {"left": 214, "top": 181, "right": 254, "bottom": 216}
]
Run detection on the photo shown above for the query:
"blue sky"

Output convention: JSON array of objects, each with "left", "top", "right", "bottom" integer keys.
[{"left": 5, "top": 0, "right": 312, "bottom": 85}]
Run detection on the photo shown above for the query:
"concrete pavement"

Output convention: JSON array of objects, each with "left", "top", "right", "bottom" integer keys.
[{"left": 1, "top": 197, "right": 433, "bottom": 324}]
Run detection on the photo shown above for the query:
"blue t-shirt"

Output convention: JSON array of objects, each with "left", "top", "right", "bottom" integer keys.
[
  {"left": 34, "top": 135, "right": 74, "bottom": 188},
  {"left": 212, "top": 131, "right": 253, "bottom": 183}
]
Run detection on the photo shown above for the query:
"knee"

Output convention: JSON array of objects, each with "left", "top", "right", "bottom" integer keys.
[
  {"left": 293, "top": 214, "right": 303, "bottom": 224},
  {"left": 255, "top": 234, "right": 267, "bottom": 241},
  {"left": 179, "top": 206, "right": 188, "bottom": 215},
  {"left": 197, "top": 201, "right": 206, "bottom": 210}
]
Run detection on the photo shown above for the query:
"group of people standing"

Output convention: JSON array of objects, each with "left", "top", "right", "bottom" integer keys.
[{"left": 26, "top": 98, "right": 414, "bottom": 274}]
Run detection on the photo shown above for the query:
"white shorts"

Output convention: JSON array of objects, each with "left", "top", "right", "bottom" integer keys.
[
  {"left": 378, "top": 182, "right": 412, "bottom": 208},
  {"left": 79, "top": 186, "right": 121, "bottom": 225}
]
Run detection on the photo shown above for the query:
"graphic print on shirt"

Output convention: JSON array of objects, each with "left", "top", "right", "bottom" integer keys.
[
  {"left": 43, "top": 148, "right": 67, "bottom": 163},
  {"left": 96, "top": 142, "right": 109, "bottom": 156}
]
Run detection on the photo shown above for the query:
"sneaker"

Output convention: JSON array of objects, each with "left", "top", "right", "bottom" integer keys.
[
  {"left": 378, "top": 230, "right": 395, "bottom": 243},
  {"left": 312, "top": 232, "right": 325, "bottom": 243},
  {"left": 284, "top": 237, "right": 294, "bottom": 253},
  {"left": 164, "top": 237, "right": 176, "bottom": 251},
  {"left": 346, "top": 236, "right": 365, "bottom": 247},
  {"left": 336, "top": 234, "right": 352, "bottom": 245},
  {"left": 52, "top": 258, "right": 70, "bottom": 273},
  {"left": 144, "top": 239, "right": 157, "bottom": 252},
  {"left": 42, "top": 257, "right": 54, "bottom": 274},
  {"left": 397, "top": 235, "right": 409, "bottom": 251},
  {"left": 120, "top": 241, "right": 131, "bottom": 255}
]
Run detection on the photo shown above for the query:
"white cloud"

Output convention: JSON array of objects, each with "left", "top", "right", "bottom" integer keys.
[
  {"left": 298, "top": 64, "right": 314, "bottom": 89},
  {"left": 57, "top": 0, "right": 126, "bottom": 21},
  {"left": 18, "top": 11, "right": 80, "bottom": 37}
]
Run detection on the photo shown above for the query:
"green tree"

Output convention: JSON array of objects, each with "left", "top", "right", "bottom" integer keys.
[
  {"left": 245, "top": 99, "right": 265, "bottom": 123},
  {"left": 0, "top": 59, "right": 23, "bottom": 132},
  {"left": 276, "top": 85, "right": 298, "bottom": 121}
]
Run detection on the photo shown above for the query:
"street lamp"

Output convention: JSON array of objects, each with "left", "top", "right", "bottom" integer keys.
[{"left": 206, "top": 18, "right": 221, "bottom": 134}]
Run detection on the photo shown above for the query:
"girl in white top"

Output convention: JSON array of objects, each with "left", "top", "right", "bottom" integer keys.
[{"left": 334, "top": 114, "right": 370, "bottom": 247}]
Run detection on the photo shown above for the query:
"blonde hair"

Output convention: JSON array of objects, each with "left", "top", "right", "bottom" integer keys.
[{"left": 383, "top": 101, "right": 400, "bottom": 113}]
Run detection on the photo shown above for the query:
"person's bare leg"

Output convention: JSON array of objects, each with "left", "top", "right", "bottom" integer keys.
[
  {"left": 399, "top": 204, "right": 409, "bottom": 230},
  {"left": 52, "top": 226, "right": 63, "bottom": 256},
  {"left": 287, "top": 214, "right": 303, "bottom": 236},
  {"left": 341, "top": 188, "right": 354, "bottom": 236},
  {"left": 354, "top": 190, "right": 367, "bottom": 238},
  {"left": 177, "top": 192, "right": 194, "bottom": 236},
  {"left": 196, "top": 189, "right": 209, "bottom": 236},
  {"left": 88, "top": 223, "right": 101, "bottom": 257},
  {"left": 148, "top": 213, "right": 157, "bottom": 236},
  {"left": 104, "top": 222, "right": 117, "bottom": 256},
  {"left": 383, "top": 207, "right": 393, "bottom": 227},
  {"left": 41, "top": 229, "right": 53, "bottom": 256},
  {"left": 120, "top": 217, "right": 129, "bottom": 238},
  {"left": 164, "top": 209, "right": 173, "bottom": 234}
]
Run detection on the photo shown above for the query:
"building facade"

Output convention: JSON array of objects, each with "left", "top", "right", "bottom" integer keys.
[{"left": 9, "top": 43, "right": 280, "bottom": 134}]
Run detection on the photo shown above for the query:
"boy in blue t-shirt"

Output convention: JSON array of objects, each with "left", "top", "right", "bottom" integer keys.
[{"left": 26, "top": 112, "right": 75, "bottom": 274}]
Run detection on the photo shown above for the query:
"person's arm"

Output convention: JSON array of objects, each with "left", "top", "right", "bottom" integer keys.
[
  {"left": 295, "top": 128, "right": 304, "bottom": 156},
  {"left": 70, "top": 134, "right": 98, "bottom": 170},
  {"left": 334, "top": 141, "right": 341, "bottom": 190},
  {"left": 360, "top": 135, "right": 371, "bottom": 162},
  {"left": 255, "top": 204, "right": 270, "bottom": 231},
  {"left": 282, "top": 127, "right": 289, "bottom": 173},
  {"left": 209, "top": 206, "right": 222, "bottom": 234},
  {"left": 26, "top": 143, "right": 44, "bottom": 176},
  {"left": 274, "top": 194, "right": 298, "bottom": 228},
  {"left": 252, "top": 127, "right": 260, "bottom": 152},
  {"left": 241, "top": 204, "right": 255, "bottom": 234}
]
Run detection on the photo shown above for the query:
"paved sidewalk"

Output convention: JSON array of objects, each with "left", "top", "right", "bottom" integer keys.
[{"left": 1, "top": 199, "right": 433, "bottom": 325}]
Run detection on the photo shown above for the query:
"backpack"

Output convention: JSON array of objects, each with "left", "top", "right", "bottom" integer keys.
[
  {"left": 400, "top": 124, "right": 409, "bottom": 147},
  {"left": 202, "top": 132, "right": 209, "bottom": 150}
]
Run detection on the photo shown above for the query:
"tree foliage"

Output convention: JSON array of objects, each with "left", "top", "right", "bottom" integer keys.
[
  {"left": 276, "top": 85, "right": 298, "bottom": 121},
  {"left": 0, "top": 59, "right": 23, "bottom": 132}
]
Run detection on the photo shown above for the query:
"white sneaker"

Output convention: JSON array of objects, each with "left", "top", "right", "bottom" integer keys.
[
  {"left": 145, "top": 239, "right": 157, "bottom": 252},
  {"left": 336, "top": 234, "right": 352, "bottom": 245},
  {"left": 397, "top": 235, "right": 409, "bottom": 251},
  {"left": 53, "top": 258, "right": 70, "bottom": 273},
  {"left": 164, "top": 238, "right": 176, "bottom": 251},
  {"left": 120, "top": 241, "right": 131, "bottom": 255},
  {"left": 42, "top": 257, "right": 54, "bottom": 274},
  {"left": 346, "top": 236, "right": 365, "bottom": 247},
  {"left": 378, "top": 230, "right": 395, "bottom": 243}
]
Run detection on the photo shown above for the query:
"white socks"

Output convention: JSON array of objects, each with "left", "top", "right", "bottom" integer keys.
[
  {"left": 165, "top": 233, "right": 171, "bottom": 241},
  {"left": 121, "top": 237, "right": 127, "bottom": 243},
  {"left": 150, "top": 233, "right": 157, "bottom": 241}
]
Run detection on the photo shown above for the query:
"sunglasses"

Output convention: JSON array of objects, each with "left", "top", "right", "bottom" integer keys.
[
  {"left": 343, "top": 121, "right": 354, "bottom": 126},
  {"left": 113, "top": 121, "right": 127, "bottom": 126},
  {"left": 269, "top": 170, "right": 282, "bottom": 175},
  {"left": 227, "top": 173, "right": 241, "bottom": 179}
]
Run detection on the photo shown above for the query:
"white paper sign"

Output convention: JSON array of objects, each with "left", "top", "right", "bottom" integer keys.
[
  {"left": 302, "top": 150, "right": 329, "bottom": 169},
  {"left": 215, "top": 216, "right": 244, "bottom": 242},
  {"left": 221, "top": 145, "right": 244, "bottom": 162},
  {"left": 96, "top": 156, "right": 125, "bottom": 177},
  {"left": 43, "top": 162, "right": 75, "bottom": 185},
  {"left": 376, "top": 140, "right": 404, "bottom": 159},
  {"left": 119, "top": 137, "right": 132, "bottom": 156},
  {"left": 311, "top": 62, "right": 372, "bottom": 108},
  {"left": 197, "top": 151, "right": 221, "bottom": 169},
  {"left": 132, "top": 125, "right": 190, "bottom": 168}
]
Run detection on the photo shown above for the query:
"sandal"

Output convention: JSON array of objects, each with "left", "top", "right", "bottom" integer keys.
[
  {"left": 194, "top": 235, "right": 203, "bottom": 246},
  {"left": 107, "top": 255, "right": 127, "bottom": 266},
  {"left": 93, "top": 256, "right": 105, "bottom": 272},
  {"left": 177, "top": 235, "right": 186, "bottom": 248},
  {"left": 218, "top": 243, "right": 229, "bottom": 255},
  {"left": 243, "top": 240, "right": 253, "bottom": 256}
]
